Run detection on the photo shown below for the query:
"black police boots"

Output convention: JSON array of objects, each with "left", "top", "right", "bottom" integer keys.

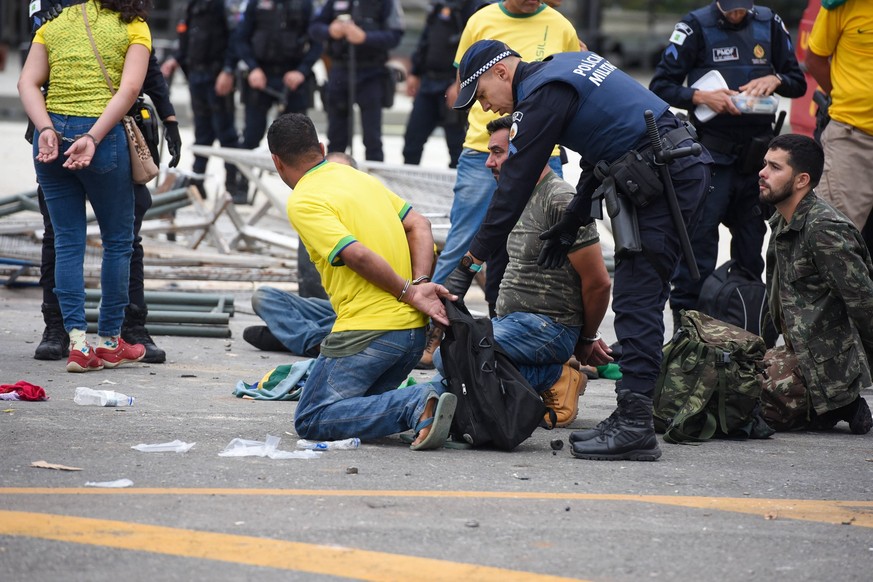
[
  {"left": 121, "top": 304, "right": 166, "bottom": 364},
  {"left": 34, "top": 303, "right": 69, "bottom": 360},
  {"left": 569, "top": 385, "right": 662, "bottom": 461}
]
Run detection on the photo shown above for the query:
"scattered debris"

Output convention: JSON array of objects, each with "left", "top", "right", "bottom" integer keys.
[
  {"left": 132, "top": 440, "right": 196, "bottom": 453},
  {"left": 85, "top": 478, "right": 134, "bottom": 488},
  {"left": 31, "top": 460, "right": 82, "bottom": 471}
]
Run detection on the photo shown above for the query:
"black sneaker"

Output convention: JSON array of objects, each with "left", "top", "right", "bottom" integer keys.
[{"left": 243, "top": 326, "right": 291, "bottom": 352}]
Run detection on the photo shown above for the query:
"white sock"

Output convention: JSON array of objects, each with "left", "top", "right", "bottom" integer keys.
[
  {"left": 98, "top": 335, "right": 119, "bottom": 349},
  {"left": 69, "top": 329, "right": 87, "bottom": 352}
]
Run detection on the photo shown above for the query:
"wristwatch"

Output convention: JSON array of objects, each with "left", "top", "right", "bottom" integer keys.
[{"left": 460, "top": 254, "right": 481, "bottom": 273}]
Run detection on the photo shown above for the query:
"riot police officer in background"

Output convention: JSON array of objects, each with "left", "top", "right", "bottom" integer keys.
[
  {"left": 219, "top": 0, "right": 322, "bottom": 203},
  {"left": 649, "top": 0, "right": 805, "bottom": 331},
  {"left": 162, "top": 0, "right": 243, "bottom": 201},
  {"left": 309, "top": 0, "right": 405, "bottom": 162},
  {"left": 402, "top": 0, "right": 483, "bottom": 169}
]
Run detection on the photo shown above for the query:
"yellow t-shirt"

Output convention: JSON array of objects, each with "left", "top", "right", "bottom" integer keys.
[
  {"left": 455, "top": 2, "right": 579, "bottom": 152},
  {"left": 287, "top": 161, "right": 428, "bottom": 333},
  {"left": 808, "top": 2, "right": 873, "bottom": 134},
  {"left": 33, "top": 0, "right": 152, "bottom": 117}
]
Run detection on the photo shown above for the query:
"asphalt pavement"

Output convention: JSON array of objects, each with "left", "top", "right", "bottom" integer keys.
[{"left": 1, "top": 52, "right": 872, "bottom": 582}]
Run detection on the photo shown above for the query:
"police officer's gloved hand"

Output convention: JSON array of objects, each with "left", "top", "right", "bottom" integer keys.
[
  {"left": 538, "top": 211, "right": 584, "bottom": 269},
  {"left": 444, "top": 258, "right": 478, "bottom": 307},
  {"left": 43, "top": 0, "right": 64, "bottom": 21},
  {"left": 163, "top": 121, "right": 181, "bottom": 168}
]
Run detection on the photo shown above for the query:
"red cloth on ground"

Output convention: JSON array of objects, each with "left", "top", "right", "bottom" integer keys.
[{"left": 0, "top": 381, "right": 48, "bottom": 401}]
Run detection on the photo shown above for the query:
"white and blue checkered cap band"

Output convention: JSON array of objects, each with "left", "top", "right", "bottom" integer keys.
[{"left": 460, "top": 50, "right": 515, "bottom": 89}]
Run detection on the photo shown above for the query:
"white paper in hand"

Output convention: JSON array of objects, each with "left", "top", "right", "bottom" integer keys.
[{"left": 692, "top": 70, "right": 729, "bottom": 123}]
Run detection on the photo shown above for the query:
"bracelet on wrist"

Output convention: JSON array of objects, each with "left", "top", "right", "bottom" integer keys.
[
  {"left": 411, "top": 275, "right": 431, "bottom": 285},
  {"left": 396, "top": 279, "right": 411, "bottom": 302},
  {"left": 578, "top": 331, "right": 601, "bottom": 344}
]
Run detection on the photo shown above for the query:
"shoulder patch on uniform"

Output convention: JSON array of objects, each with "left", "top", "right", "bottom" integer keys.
[
  {"left": 509, "top": 122, "right": 519, "bottom": 141},
  {"left": 512, "top": 111, "right": 523, "bottom": 123},
  {"left": 675, "top": 22, "right": 694, "bottom": 36}
]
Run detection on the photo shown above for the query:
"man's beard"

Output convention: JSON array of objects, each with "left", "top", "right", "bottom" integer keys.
[{"left": 760, "top": 180, "right": 792, "bottom": 205}]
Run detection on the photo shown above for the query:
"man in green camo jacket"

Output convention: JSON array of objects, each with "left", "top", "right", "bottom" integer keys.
[{"left": 762, "top": 133, "right": 873, "bottom": 434}]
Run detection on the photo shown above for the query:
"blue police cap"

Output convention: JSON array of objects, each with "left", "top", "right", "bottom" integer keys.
[{"left": 453, "top": 40, "right": 520, "bottom": 111}]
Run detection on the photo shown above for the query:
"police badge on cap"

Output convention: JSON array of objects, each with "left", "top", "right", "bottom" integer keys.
[
  {"left": 718, "top": 0, "right": 754, "bottom": 10},
  {"left": 453, "top": 40, "right": 521, "bottom": 110}
]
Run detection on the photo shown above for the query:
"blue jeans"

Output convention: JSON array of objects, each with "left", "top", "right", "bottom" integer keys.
[
  {"left": 433, "top": 150, "right": 563, "bottom": 284},
  {"left": 252, "top": 287, "right": 334, "bottom": 356},
  {"left": 294, "top": 327, "right": 445, "bottom": 441},
  {"left": 432, "top": 312, "right": 579, "bottom": 393},
  {"left": 34, "top": 117, "right": 135, "bottom": 336}
]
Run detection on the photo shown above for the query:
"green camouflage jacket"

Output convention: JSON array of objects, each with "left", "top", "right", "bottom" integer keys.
[{"left": 766, "top": 192, "right": 873, "bottom": 413}]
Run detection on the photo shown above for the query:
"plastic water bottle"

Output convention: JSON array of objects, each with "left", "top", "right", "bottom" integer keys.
[
  {"left": 74, "top": 387, "right": 135, "bottom": 407},
  {"left": 296, "top": 437, "right": 360, "bottom": 450}
]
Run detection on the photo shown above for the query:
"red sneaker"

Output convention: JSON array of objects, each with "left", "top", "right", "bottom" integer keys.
[
  {"left": 95, "top": 338, "right": 146, "bottom": 368},
  {"left": 66, "top": 344, "right": 104, "bottom": 373}
]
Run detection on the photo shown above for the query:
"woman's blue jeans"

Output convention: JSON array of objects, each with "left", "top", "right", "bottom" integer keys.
[
  {"left": 34, "top": 116, "right": 134, "bottom": 336},
  {"left": 294, "top": 327, "right": 445, "bottom": 441}
]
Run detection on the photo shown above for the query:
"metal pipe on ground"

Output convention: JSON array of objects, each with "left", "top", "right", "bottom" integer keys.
[
  {"left": 86, "top": 323, "right": 231, "bottom": 338},
  {"left": 84, "top": 289, "right": 235, "bottom": 307},
  {"left": 84, "top": 302, "right": 234, "bottom": 314},
  {"left": 84, "top": 309, "right": 229, "bottom": 325}
]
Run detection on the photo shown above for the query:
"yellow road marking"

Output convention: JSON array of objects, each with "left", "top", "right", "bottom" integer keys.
[
  {"left": 2, "top": 488, "right": 872, "bottom": 528},
  {"left": 0, "top": 510, "right": 585, "bottom": 582}
]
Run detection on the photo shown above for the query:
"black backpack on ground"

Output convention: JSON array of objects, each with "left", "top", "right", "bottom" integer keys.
[
  {"left": 439, "top": 300, "right": 545, "bottom": 451},
  {"left": 697, "top": 260, "right": 779, "bottom": 347}
]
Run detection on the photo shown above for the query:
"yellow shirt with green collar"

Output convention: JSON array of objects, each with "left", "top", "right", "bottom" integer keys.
[
  {"left": 287, "top": 161, "right": 427, "bottom": 334},
  {"left": 808, "top": 1, "right": 873, "bottom": 134},
  {"left": 454, "top": 1, "right": 579, "bottom": 153},
  {"left": 33, "top": 0, "right": 152, "bottom": 117}
]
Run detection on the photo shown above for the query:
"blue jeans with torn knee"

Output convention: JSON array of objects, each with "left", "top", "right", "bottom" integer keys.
[{"left": 294, "top": 327, "right": 446, "bottom": 441}]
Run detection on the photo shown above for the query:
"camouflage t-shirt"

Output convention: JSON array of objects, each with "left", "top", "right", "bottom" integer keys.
[{"left": 496, "top": 171, "right": 599, "bottom": 327}]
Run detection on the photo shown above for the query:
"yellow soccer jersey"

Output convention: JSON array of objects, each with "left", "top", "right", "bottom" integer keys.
[
  {"left": 288, "top": 162, "right": 427, "bottom": 333},
  {"left": 33, "top": 0, "right": 151, "bottom": 117},
  {"left": 455, "top": 2, "right": 579, "bottom": 152},
  {"left": 808, "top": 1, "right": 873, "bottom": 134}
]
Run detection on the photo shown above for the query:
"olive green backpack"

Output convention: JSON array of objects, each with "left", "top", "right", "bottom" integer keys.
[{"left": 653, "top": 310, "right": 775, "bottom": 444}]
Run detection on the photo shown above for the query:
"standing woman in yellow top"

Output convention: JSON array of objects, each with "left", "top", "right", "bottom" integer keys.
[{"left": 18, "top": 0, "right": 151, "bottom": 373}]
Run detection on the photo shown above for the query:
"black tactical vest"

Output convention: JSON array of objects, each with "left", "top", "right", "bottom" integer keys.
[
  {"left": 251, "top": 0, "right": 309, "bottom": 68},
  {"left": 327, "top": 0, "right": 388, "bottom": 67},
  {"left": 186, "top": 0, "right": 229, "bottom": 71},
  {"left": 422, "top": 2, "right": 467, "bottom": 76}
]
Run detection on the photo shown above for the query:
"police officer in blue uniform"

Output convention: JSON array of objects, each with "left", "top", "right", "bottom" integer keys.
[
  {"left": 228, "top": 0, "right": 321, "bottom": 192},
  {"left": 28, "top": 0, "right": 182, "bottom": 364},
  {"left": 309, "top": 0, "right": 404, "bottom": 161},
  {"left": 446, "top": 40, "right": 713, "bottom": 461},
  {"left": 162, "top": 0, "right": 242, "bottom": 200},
  {"left": 402, "top": 0, "right": 483, "bottom": 169},
  {"left": 649, "top": 0, "right": 805, "bottom": 330}
]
